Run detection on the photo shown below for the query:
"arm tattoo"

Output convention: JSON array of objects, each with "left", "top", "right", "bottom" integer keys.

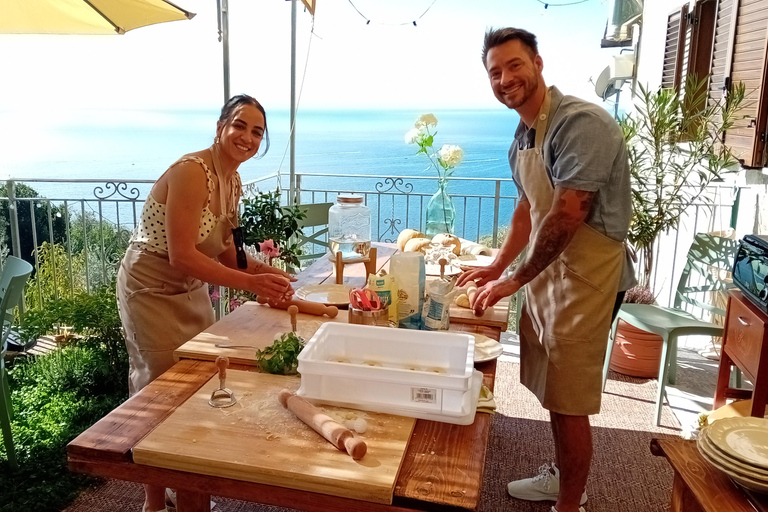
[{"left": 511, "top": 189, "right": 594, "bottom": 286}]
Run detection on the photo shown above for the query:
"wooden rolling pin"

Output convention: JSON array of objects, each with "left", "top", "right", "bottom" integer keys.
[
  {"left": 278, "top": 389, "right": 367, "bottom": 460},
  {"left": 257, "top": 297, "right": 339, "bottom": 318}
]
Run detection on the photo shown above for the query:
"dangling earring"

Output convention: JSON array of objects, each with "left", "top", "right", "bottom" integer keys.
[{"left": 214, "top": 135, "right": 220, "bottom": 144}]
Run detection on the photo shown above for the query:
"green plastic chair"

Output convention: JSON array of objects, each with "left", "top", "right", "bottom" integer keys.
[
  {"left": 0, "top": 256, "right": 33, "bottom": 468},
  {"left": 294, "top": 202, "right": 333, "bottom": 265},
  {"left": 602, "top": 233, "right": 739, "bottom": 426}
]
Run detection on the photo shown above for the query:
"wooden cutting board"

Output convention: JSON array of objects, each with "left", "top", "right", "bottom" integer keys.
[
  {"left": 174, "top": 302, "right": 348, "bottom": 366},
  {"left": 132, "top": 370, "right": 416, "bottom": 504}
]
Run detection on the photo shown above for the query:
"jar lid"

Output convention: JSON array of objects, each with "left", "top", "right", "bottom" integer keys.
[{"left": 337, "top": 194, "right": 363, "bottom": 204}]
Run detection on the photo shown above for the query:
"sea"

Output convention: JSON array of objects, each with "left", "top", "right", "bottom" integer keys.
[{"left": 2, "top": 108, "right": 524, "bottom": 239}]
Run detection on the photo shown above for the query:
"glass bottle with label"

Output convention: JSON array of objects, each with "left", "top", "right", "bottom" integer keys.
[{"left": 328, "top": 194, "right": 371, "bottom": 261}]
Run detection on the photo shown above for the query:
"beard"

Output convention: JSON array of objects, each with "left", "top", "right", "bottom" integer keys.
[{"left": 501, "top": 75, "right": 539, "bottom": 110}]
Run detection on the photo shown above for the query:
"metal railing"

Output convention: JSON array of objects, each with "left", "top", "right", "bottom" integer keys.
[{"left": 0, "top": 175, "right": 746, "bottom": 317}]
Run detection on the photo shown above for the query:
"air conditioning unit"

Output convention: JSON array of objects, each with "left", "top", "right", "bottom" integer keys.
[{"left": 594, "top": 53, "right": 635, "bottom": 99}]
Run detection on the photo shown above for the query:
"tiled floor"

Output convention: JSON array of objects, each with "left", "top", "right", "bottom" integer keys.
[{"left": 498, "top": 331, "right": 739, "bottom": 436}]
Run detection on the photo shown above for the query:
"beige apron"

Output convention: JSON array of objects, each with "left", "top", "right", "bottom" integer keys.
[
  {"left": 117, "top": 148, "right": 239, "bottom": 395},
  {"left": 517, "top": 89, "right": 624, "bottom": 416}
]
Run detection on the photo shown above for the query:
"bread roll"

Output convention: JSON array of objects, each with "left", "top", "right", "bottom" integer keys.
[
  {"left": 397, "top": 229, "right": 426, "bottom": 252},
  {"left": 432, "top": 233, "right": 461, "bottom": 256},
  {"left": 404, "top": 237, "right": 432, "bottom": 253},
  {"left": 455, "top": 293, "right": 470, "bottom": 308}
]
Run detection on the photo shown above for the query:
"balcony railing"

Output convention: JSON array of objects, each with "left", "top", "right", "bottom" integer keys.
[{"left": 0, "top": 176, "right": 745, "bottom": 322}]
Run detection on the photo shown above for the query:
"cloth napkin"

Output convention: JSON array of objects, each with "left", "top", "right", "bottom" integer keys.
[
  {"left": 458, "top": 237, "right": 492, "bottom": 256},
  {"left": 477, "top": 385, "right": 496, "bottom": 414}
]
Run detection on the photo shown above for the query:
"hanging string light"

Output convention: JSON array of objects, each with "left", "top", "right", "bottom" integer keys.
[
  {"left": 534, "top": 0, "right": 593, "bottom": 7},
  {"left": 346, "top": 0, "right": 438, "bottom": 26}
]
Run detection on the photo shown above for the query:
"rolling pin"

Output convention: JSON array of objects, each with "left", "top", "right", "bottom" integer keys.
[
  {"left": 278, "top": 389, "right": 367, "bottom": 460},
  {"left": 257, "top": 297, "right": 339, "bottom": 318}
]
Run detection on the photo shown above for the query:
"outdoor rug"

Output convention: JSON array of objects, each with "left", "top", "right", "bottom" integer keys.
[{"left": 64, "top": 362, "right": 681, "bottom": 512}]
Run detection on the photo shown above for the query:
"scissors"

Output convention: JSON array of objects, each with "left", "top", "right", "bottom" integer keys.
[{"left": 349, "top": 288, "right": 381, "bottom": 311}]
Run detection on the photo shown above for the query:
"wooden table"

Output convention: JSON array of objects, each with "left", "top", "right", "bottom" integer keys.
[
  {"left": 67, "top": 243, "right": 505, "bottom": 512},
  {"left": 651, "top": 438, "right": 768, "bottom": 512},
  {"left": 714, "top": 290, "right": 768, "bottom": 417}
]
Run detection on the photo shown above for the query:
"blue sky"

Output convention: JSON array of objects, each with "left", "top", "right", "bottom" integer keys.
[{"left": 0, "top": 0, "right": 617, "bottom": 112}]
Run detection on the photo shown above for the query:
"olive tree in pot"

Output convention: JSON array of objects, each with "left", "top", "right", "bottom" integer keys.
[
  {"left": 621, "top": 75, "right": 745, "bottom": 287},
  {"left": 609, "top": 75, "right": 745, "bottom": 378}
]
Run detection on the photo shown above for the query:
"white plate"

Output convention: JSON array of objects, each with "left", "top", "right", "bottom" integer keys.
[
  {"left": 455, "top": 254, "right": 495, "bottom": 269},
  {"left": 699, "top": 430, "right": 768, "bottom": 479},
  {"left": 707, "top": 417, "right": 768, "bottom": 469},
  {"left": 449, "top": 331, "right": 504, "bottom": 363},
  {"left": 698, "top": 440, "right": 768, "bottom": 493},
  {"left": 295, "top": 284, "right": 353, "bottom": 306},
  {"left": 425, "top": 263, "right": 462, "bottom": 277}
]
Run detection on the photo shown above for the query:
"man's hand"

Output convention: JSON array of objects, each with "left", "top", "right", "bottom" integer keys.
[
  {"left": 456, "top": 263, "right": 504, "bottom": 288},
  {"left": 472, "top": 277, "right": 521, "bottom": 316}
]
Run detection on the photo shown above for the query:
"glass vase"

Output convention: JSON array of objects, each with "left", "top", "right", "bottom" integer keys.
[{"left": 425, "top": 178, "right": 456, "bottom": 237}]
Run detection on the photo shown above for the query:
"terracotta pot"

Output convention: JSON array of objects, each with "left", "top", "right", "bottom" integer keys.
[{"left": 609, "top": 319, "right": 663, "bottom": 378}]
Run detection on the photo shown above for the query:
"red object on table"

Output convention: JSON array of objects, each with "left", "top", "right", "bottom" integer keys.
[{"left": 349, "top": 288, "right": 381, "bottom": 311}]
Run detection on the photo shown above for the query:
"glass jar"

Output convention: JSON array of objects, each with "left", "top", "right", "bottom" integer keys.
[{"left": 328, "top": 194, "right": 371, "bottom": 261}]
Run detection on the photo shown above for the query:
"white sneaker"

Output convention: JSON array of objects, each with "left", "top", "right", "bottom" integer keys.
[
  {"left": 551, "top": 507, "right": 586, "bottom": 512},
  {"left": 507, "top": 463, "right": 587, "bottom": 505}
]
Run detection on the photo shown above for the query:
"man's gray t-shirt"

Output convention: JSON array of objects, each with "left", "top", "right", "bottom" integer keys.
[{"left": 508, "top": 86, "right": 636, "bottom": 291}]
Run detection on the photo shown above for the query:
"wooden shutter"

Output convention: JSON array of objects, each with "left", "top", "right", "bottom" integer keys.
[
  {"left": 709, "top": 0, "right": 737, "bottom": 103},
  {"left": 722, "top": 0, "right": 768, "bottom": 167},
  {"left": 662, "top": 6, "right": 690, "bottom": 90}
]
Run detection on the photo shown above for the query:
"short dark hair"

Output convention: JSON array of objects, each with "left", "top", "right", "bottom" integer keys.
[
  {"left": 482, "top": 27, "right": 538, "bottom": 68},
  {"left": 218, "top": 94, "right": 270, "bottom": 158}
]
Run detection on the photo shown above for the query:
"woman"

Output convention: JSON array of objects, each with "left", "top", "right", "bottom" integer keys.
[{"left": 116, "top": 94, "right": 294, "bottom": 512}]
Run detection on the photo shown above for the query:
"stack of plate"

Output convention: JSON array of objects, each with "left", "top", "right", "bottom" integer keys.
[{"left": 697, "top": 416, "right": 768, "bottom": 493}]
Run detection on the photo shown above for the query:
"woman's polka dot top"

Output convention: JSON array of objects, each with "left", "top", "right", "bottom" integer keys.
[{"left": 130, "top": 157, "right": 218, "bottom": 254}]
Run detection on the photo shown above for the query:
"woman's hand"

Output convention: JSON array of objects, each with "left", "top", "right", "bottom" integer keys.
[
  {"left": 246, "top": 273, "right": 295, "bottom": 302},
  {"left": 255, "top": 262, "right": 297, "bottom": 282}
]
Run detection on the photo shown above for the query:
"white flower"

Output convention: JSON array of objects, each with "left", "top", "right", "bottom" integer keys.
[
  {"left": 438, "top": 144, "right": 464, "bottom": 168},
  {"left": 415, "top": 113, "right": 438, "bottom": 129},
  {"left": 404, "top": 127, "right": 424, "bottom": 144}
]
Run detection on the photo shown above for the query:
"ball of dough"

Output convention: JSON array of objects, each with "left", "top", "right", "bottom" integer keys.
[
  {"left": 354, "top": 418, "right": 368, "bottom": 434},
  {"left": 397, "top": 229, "right": 426, "bottom": 252},
  {"left": 431, "top": 233, "right": 461, "bottom": 256},
  {"left": 455, "top": 293, "right": 470, "bottom": 308},
  {"left": 404, "top": 237, "right": 432, "bottom": 253}
]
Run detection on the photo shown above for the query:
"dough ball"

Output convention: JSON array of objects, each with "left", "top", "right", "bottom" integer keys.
[
  {"left": 431, "top": 233, "right": 461, "bottom": 256},
  {"left": 404, "top": 237, "right": 432, "bottom": 253},
  {"left": 397, "top": 229, "right": 426, "bottom": 252},
  {"left": 455, "top": 293, "right": 470, "bottom": 308},
  {"left": 467, "top": 287, "right": 478, "bottom": 306},
  {"left": 354, "top": 418, "right": 368, "bottom": 434}
]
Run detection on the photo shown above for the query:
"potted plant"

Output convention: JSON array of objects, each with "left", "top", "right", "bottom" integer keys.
[
  {"left": 621, "top": 74, "right": 745, "bottom": 287},
  {"left": 240, "top": 189, "right": 307, "bottom": 270}
]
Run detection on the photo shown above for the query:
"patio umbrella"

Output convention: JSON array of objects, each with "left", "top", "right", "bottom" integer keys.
[{"left": 0, "top": 0, "right": 195, "bottom": 35}]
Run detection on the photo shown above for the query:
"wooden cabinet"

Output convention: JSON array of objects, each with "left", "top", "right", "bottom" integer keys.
[{"left": 714, "top": 291, "right": 768, "bottom": 417}]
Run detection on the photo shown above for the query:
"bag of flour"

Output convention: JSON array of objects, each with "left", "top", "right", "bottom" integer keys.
[
  {"left": 389, "top": 252, "right": 425, "bottom": 330},
  {"left": 421, "top": 278, "right": 458, "bottom": 331}
]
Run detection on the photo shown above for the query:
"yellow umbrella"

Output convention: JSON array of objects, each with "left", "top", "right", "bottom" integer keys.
[{"left": 0, "top": 0, "right": 195, "bottom": 35}]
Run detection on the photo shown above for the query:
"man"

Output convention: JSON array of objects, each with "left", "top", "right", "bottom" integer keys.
[{"left": 457, "top": 28, "right": 635, "bottom": 512}]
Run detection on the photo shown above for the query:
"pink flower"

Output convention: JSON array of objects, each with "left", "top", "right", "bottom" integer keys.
[
  {"left": 259, "top": 239, "right": 281, "bottom": 259},
  {"left": 210, "top": 290, "right": 221, "bottom": 301}
]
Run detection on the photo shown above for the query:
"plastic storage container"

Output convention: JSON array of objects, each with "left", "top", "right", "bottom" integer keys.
[
  {"left": 297, "top": 323, "right": 483, "bottom": 425},
  {"left": 328, "top": 194, "right": 371, "bottom": 262}
]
